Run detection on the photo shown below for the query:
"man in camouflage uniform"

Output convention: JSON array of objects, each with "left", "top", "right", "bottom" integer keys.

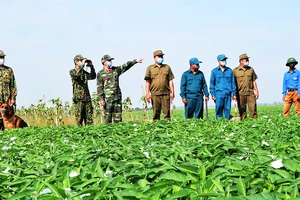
[
  {"left": 97, "top": 55, "right": 143, "bottom": 123},
  {"left": 70, "top": 54, "right": 96, "bottom": 126},
  {"left": 0, "top": 50, "right": 17, "bottom": 130}
]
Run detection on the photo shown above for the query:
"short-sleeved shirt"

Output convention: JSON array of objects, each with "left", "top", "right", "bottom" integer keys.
[
  {"left": 233, "top": 66, "right": 258, "bottom": 95},
  {"left": 144, "top": 64, "right": 174, "bottom": 95}
]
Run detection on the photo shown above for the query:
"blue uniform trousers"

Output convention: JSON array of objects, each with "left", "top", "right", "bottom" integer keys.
[
  {"left": 184, "top": 97, "right": 204, "bottom": 119},
  {"left": 215, "top": 92, "right": 231, "bottom": 120}
]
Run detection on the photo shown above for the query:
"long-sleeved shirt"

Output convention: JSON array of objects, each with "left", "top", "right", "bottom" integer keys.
[
  {"left": 97, "top": 60, "right": 137, "bottom": 102},
  {"left": 282, "top": 69, "right": 300, "bottom": 96},
  {"left": 70, "top": 64, "right": 96, "bottom": 102},
  {"left": 0, "top": 65, "right": 17, "bottom": 102},
  {"left": 180, "top": 69, "right": 209, "bottom": 99},
  {"left": 210, "top": 66, "right": 236, "bottom": 97}
]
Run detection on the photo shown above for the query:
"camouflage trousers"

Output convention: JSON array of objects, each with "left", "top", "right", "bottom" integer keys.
[
  {"left": 104, "top": 100, "right": 122, "bottom": 123},
  {"left": 74, "top": 101, "right": 93, "bottom": 126}
]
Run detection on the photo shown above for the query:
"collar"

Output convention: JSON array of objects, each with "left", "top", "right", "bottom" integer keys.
[
  {"left": 188, "top": 69, "right": 201, "bottom": 74},
  {"left": 237, "top": 66, "right": 251, "bottom": 70},
  {"left": 287, "top": 68, "right": 297, "bottom": 74},
  {"left": 217, "top": 66, "right": 228, "bottom": 71},
  {"left": 153, "top": 64, "right": 165, "bottom": 68},
  {"left": 8, "top": 113, "right": 15, "bottom": 122}
]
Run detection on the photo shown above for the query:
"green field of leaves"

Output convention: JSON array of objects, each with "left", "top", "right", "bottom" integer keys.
[{"left": 1, "top": 106, "right": 300, "bottom": 199}]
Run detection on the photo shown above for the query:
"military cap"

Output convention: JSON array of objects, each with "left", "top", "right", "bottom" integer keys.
[
  {"left": 101, "top": 55, "right": 114, "bottom": 64},
  {"left": 0, "top": 50, "right": 6, "bottom": 57},
  {"left": 217, "top": 54, "right": 228, "bottom": 61},
  {"left": 239, "top": 53, "right": 250, "bottom": 60},
  {"left": 189, "top": 57, "right": 202, "bottom": 65},
  {"left": 73, "top": 54, "right": 84, "bottom": 63},
  {"left": 286, "top": 57, "right": 298, "bottom": 66},
  {"left": 153, "top": 50, "right": 164, "bottom": 57}
]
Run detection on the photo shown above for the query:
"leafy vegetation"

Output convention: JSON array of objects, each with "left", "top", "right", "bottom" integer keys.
[{"left": 1, "top": 105, "right": 300, "bottom": 199}]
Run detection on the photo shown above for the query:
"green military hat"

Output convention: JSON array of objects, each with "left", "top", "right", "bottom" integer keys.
[
  {"left": 73, "top": 54, "right": 84, "bottom": 64},
  {"left": 286, "top": 57, "right": 298, "bottom": 66},
  {"left": 0, "top": 50, "right": 6, "bottom": 57},
  {"left": 101, "top": 54, "right": 114, "bottom": 64},
  {"left": 239, "top": 53, "right": 250, "bottom": 60}
]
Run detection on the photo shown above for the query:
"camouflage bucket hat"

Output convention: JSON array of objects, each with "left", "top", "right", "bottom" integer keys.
[
  {"left": 73, "top": 54, "right": 84, "bottom": 63},
  {"left": 286, "top": 57, "right": 298, "bottom": 66},
  {"left": 101, "top": 54, "right": 114, "bottom": 64},
  {"left": 0, "top": 50, "right": 6, "bottom": 57}
]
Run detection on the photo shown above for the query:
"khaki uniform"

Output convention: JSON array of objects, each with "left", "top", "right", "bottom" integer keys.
[
  {"left": 144, "top": 64, "right": 174, "bottom": 121},
  {"left": 233, "top": 66, "right": 258, "bottom": 119}
]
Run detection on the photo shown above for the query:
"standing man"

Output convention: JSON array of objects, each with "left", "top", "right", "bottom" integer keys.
[
  {"left": 233, "top": 53, "right": 259, "bottom": 120},
  {"left": 97, "top": 55, "right": 143, "bottom": 123},
  {"left": 70, "top": 54, "right": 96, "bottom": 126},
  {"left": 0, "top": 50, "right": 17, "bottom": 130},
  {"left": 144, "top": 50, "right": 175, "bottom": 121},
  {"left": 282, "top": 57, "right": 300, "bottom": 116},
  {"left": 180, "top": 58, "right": 209, "bottom": 119},
  {"left": 210, "top": 54, "right": 236, "bottom": 120}
]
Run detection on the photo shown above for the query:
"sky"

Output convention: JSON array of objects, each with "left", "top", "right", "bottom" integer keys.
[{"left": 1, "top": 0, "right": 300, "bottom": 108}]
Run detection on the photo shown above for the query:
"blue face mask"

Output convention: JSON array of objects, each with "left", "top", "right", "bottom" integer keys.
[
  {"left": 156, "top": 58, "right": 164, "bottom": 64},
  {"left": 220, "top": 60, "right": 227, "bottom": 66},
  {"left": 107, "top": 61, "right": 112, "bottom": 68}
]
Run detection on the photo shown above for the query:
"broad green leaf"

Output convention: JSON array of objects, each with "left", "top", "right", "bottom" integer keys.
[
  {"left": 138, "top": 179, "right": 149, "bottom": 188},
  {"left": 125, "top": 161, "right": 144, "bottom": 167},
  {"left": 7, "top": 189, "right": 35, "bottom": 200},
  {"left": 172, "top": 189, "right": 191, "bottom": 198},
  {"left": 291, "top": 184, "right": 299, "bottom": 198},
  {"left": 273, "top": 169, "right": 293, "bottom": 179},
  {"left": 160, "top": 171, "right": 188, "bottom": 182},
  {"left": 225, "top": 164, "right": 243, "bottom": 171},
  {"left": 116, "top": 189, "right": 144, "bottom": 198},
  {"left": 236, "top": 177, "right": 246, "bottom": 196},
  {"left": 174, "top": 164, "right": 198, "bottom": 175},
  {"left": 211, "top": 178, "right": 225, "bottom": 193},
  {"left": 172, "top": 185, "right": 182, "bottom": 193},
  {"left": 39, "top": 180, "right": 65, "bottom": 198},
  {"left": 283, "top": 159, "right": 300, "bottom": 172},
  {"left": 200, "top": 165, "right": 206, "bottom": 183}
]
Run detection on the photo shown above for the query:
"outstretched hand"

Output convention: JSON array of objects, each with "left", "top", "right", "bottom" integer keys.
[{"left": 136, "top": 59, "right": 144, "bottom": 63}]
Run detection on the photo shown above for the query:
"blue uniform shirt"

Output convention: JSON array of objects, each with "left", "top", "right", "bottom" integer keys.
[
  {"left": 180, "top": 69, "right": 209, "bottom": 99},
  {"left": 282, "top": 69, "right": 300, "bottom": 96},
  {"left": 210, "top": 66, "right": 237, "bottom": 97}
]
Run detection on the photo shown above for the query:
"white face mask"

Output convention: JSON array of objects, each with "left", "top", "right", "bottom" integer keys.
[
  {"left": 0, "top": 58, "right": 4, "bottom": 65},
  {"left": 243, "top": 62, "right": 249, "bottom": 67},
  {"left": 220, "top": 60, "right": 227, "bottom": 66}
]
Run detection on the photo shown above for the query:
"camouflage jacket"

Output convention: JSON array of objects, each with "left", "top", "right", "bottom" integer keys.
[
  {"left": 97, "top": 60, "right": 138, "bottom": 102},
  {"left": 70, "top": 65, "right": 96, "bottom": 102},
  {"left": 0, "top": 65, "right": 17, "bottom": 102}
]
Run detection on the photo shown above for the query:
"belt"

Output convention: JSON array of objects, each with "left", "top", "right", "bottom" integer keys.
[{"left": 288, "top": 89, "right": 298, "bottom": 92}]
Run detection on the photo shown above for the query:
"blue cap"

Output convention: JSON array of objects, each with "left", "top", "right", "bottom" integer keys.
[
  {"left": 189, "top": 57, "right": 202, "bottom": 65},
  {"left": 217, "top": 54, "right": 228, "bottom": 61}
]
